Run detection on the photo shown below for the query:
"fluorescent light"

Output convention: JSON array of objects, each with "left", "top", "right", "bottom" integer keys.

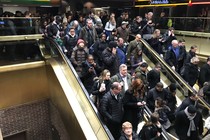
[
  {"left": 135, "top": 3, "right": 188, "bottom": 7},
  {"left": 40, "top": 5, "right": 52, "bottom": 7},
  {"left": 191, "top": 2, "right": 210, "bottom": 5}
]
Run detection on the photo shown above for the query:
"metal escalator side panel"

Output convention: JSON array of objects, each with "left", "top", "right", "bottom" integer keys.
[{"left": 47, "top": 58, "right": 111, "bottom": 140}]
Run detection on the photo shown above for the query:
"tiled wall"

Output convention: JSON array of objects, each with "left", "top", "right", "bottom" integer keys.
[{"left": 0, "top": 99, "right": 70, "bottom": 140}]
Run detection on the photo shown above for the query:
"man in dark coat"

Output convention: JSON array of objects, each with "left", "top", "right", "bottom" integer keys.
[
  {"left": 102, "top": 41, "right": 119, "bottom": 76},
  {"left": 198, "top": 56, "right": 210, "bottom": 87},
  {"left": 92, "top": 33, "right": 108, "bottom": 68},
  {"left": 175, "top": 93, "right": 198, "bottom": 114},
  {"left": 183, "top": 45, "right": 197, "bottom": 65},
  {"left": 100, "top": 82, "right": 124, "bottom": 140},
  {"left": 126, "top": 34, "right": 142, "bottom": 62},
  {"left": 174, "top": 105, "right": 203, "bottom": 140},
  {"left": 135, "top": 62, "right": 148, "bottom": 88},
  {"left": 165, "top": 39, "right": 181, "bottom": 71},
  {"left": 182, "top": 57, "right": 200, "bottom": 87},
  {"left": 147, "top": 63, "right": 161, "bottom": 90},
  {"left": 79, "top": 18, "right": 98, "bottom": 49},
  {"left": 146, "top": 82, "right": 168, "bottom": 112}
]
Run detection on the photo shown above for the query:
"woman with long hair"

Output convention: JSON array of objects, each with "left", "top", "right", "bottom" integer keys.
[
  {"left": 130, "top": 47, "right": 143, "bottom": 75},
  {"left": 104, "top": 13, "right": 116, "bottom": 39},
  {"left": 91, "top": 69, "right": 111, "bottom": 108},
  {"left": 123, "top": 78, "right": 146, "bottom": 133}
]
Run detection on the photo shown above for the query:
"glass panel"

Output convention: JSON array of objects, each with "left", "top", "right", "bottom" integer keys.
[
  {"left": 0, "top": 17, "right": 42, "bottom": 36},
  {"left": 0, "top": 37, "right": 43, "bottom": 66},
  {"left": 154, "top": 17, "right": 210, "bottom": 32}
]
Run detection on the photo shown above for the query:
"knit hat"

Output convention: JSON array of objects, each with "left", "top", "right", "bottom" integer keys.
[
  {"left": 77, "top": 39, "right": 85, "bottom": 45},
  {"left": 121, "top": 21, "right": 128, "bottom": 25},
  {"left": 187, "top": 105, "right": 196, "bottom": 114},
  {"left": 108, "top": 41, "right": 117, "bottom": 49}
]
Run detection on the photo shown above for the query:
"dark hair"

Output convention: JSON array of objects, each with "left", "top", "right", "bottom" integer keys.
[
  {"left": 150, "top": 113, "right": 159, "bottom": 124},
  {"left": 99, "top": 33, "right": 106, "bottom": 38},
  {"left": 156, "top": 82, "right": 163, "bottom": 88},
  {"left": 155, "top": 63, "right": 161, "bottom": 69},
  {"left": 140, "top": 62, "right": 148, "bottom": 68},
  {"left": 155, "top": 97, "right": 166, "bottom": 107},
  {"left": 191, "top": 45, "right": 197, "bottom": 49},
  {"left": 179, "top": 39, "right": 185, "bottom": 43},
  {"left": 207, "top": 56, "right": 210, "bottom": 62},
  {"left": 111, "top": 82, "right": 120, "bottom": 90}
]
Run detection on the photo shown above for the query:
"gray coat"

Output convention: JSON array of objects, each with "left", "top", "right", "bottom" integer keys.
[{"left": 111, "top": 73, "right": 132, "bottom": 97}]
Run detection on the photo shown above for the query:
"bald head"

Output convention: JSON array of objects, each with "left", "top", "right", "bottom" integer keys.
[{"left": 135, "top": 34, "right": 141, "bottom": 42}]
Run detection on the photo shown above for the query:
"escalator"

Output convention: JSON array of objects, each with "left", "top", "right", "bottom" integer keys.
[
  {"left": 140, "top": 38, "right": 210, "bottom": 139},
  {"left": 0, "top": 35, "right": 113, "bottom": 140},
  {"left": 1, "top": 33, "right": 209, "bottom": 140}
]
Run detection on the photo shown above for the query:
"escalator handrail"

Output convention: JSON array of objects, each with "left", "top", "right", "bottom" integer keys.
[
  {"left": 140, "top": 38, "right": 210, "bottom": 110},
  {"left": 143, "top": 106, "right": 173, "bottom": 140},
  {"left": 158, "top": 16, "right": 210, "bottom": 20},
  {"left": 45, "top": 37, "right": 114, "bottom": 139}
]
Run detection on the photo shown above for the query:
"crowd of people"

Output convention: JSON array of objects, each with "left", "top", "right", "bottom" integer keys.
[{"left": 1, "top": 9, "right": 210, "bottom": 140}]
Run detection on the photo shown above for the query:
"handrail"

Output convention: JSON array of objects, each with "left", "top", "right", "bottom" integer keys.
[
  {"left": 0, "top": 17, "right": 40, "bottom": 19},
  {"left": 0, "top": 34, "right": 43, "bottom": 42},
  {"left": 45, "top": 37, "right": 114, "bottom": 139},
  {"left": 161, "top": 17, "right": 210, "bottom": 20},
  {"left": 140, "top": 38, "right": 210, "bottom": 110},
  {"left": 143, "top": 105, "right": 173, "bottom": 140}
]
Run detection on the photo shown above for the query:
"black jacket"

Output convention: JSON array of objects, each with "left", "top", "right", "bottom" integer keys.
[
  {"left": 100, "top": 91, "right": 124, "bottom": 124},
  {"left": 146, "top": 88, "right": 168, "bottom": 111},
  {"left": 123, "top": 90, "right": 145, "bottom": 132},
  {"left": 81, "top": 61, "right": 101, "bottom": 93},
  {"left": 119, "top": 132, "right": 139, "bottom": 140},
  {"left": 102, "top": 48, "right": 119, "bottom": 76},
  {"left": 147, "top": 69, "right": 160, "bottom": 89},
  {"left": 175, "top": 97, "right": 196, "bottom": 114},
  {"left": 139, "top": 124, "right": 162, "bottom": 140},
  {"left": 198, "top": 63, "right": 210, "bottom": 87},
  {"left": 183, "top": 63, "right": 199, "bottom": 87},
  {"left": 175, "top": 110, "right": 203, "bottom": 140}
]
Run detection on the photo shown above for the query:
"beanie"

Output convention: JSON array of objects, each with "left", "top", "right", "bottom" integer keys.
[{"left": 77, "top": 39, "right": 85, "bottom": 45}]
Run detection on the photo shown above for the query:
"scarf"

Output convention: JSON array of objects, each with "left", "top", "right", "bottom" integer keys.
[{"left": 184, "top": 107, "right": 196, "bottom": 137}]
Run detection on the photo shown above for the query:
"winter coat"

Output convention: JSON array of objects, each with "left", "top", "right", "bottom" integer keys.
[
  {"left": 174, "top": 110, "right": 203, "bottom": 140},
  {"left": 123, "top": 89, "right": 145, "bottom": 132},
  {"left": 182, "top": 63, "right": 199, "bottom": 87},
  {"left": 100, "top": 91, "right": 124, "bottom": 124},
  {"left": 102, "top": 48, "right": 119, "bottom": 76}
]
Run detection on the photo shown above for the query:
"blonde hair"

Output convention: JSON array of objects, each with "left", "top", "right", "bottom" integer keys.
[
  {"left": 191, "top": 57, "right": 199, "bottom": 63},
  {"left": 152, "top": 29, "right": 160, "bottom": 38},
  {"left": 122, "top": 121, "right": 132, "bottom": 130}
]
